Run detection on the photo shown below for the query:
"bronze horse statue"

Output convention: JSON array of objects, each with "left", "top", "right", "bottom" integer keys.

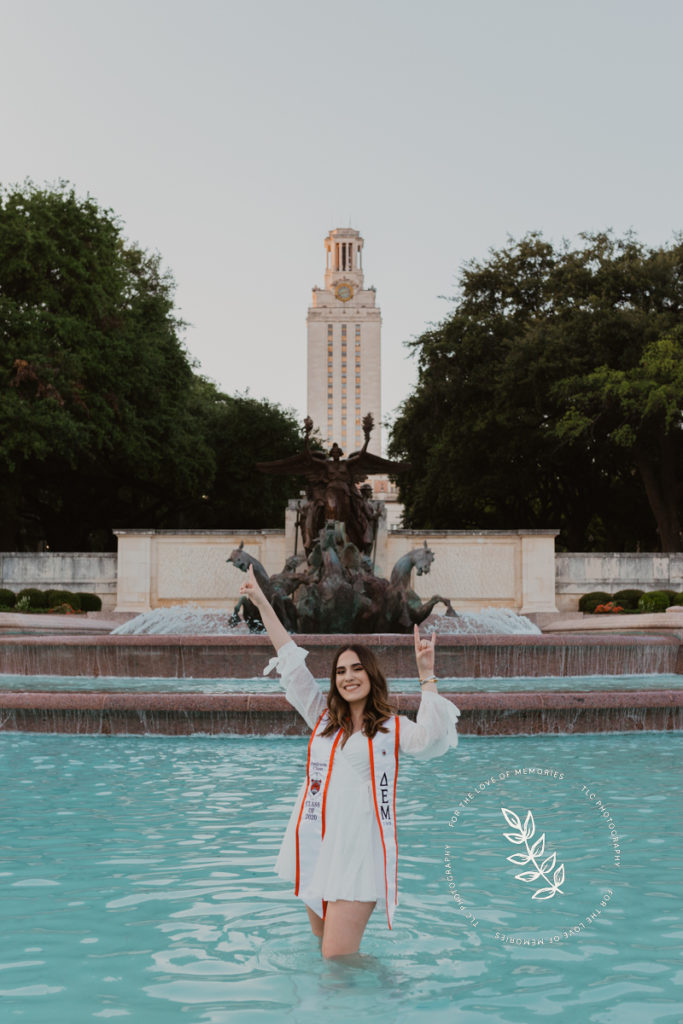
[
  {"left": 227, "top": 543, "right": 301, "bottom": 632},
  {"left": 384, "top": 541, "right": 456, "bottom": 631},
  {"left": 227, "top": 536, "right": 456, "bottom": 634}
]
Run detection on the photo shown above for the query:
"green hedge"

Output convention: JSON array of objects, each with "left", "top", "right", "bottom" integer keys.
[
  {"left": 17, "top": 588, "right": 49, "bottom": 610},
  {"left": 0, "top": 588, "right": 102, "bottom": 612},
  {"left": 637, "top": 591, "right": 672, "bottom": 613},
  {"left": 612, "top": 589, "right": 644, "bottom": 610},
  {"left": 45, "top": 589, "right": 82, "bottom": 611},
  {"left": 578, "top": 591, "right": 611, "bottom": 613},
  {"left": 580, "top": 588, "right": 683, "bottom": 614}
]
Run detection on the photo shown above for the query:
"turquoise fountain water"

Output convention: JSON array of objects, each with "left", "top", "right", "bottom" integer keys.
[
  {"left": 0, "top": 672, "right": 681, "bottom": 693},
  {"left": 1, "top": 731, "right": 680, "bottom": 1023}
]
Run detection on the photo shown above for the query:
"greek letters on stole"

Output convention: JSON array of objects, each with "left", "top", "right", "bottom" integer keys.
[{"left": 294, "top": 710, "right": 400, "bottom": 929}]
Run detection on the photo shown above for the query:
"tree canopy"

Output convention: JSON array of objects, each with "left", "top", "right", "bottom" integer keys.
[
  {"left": 183, "top": 380, "right": 305, "bottom": 530},
  {"left": 389, "top": 231, "right": 683, "bottom": 551},
  {"left": 0, "top": 181, "right": 302, "bottom": 550}
]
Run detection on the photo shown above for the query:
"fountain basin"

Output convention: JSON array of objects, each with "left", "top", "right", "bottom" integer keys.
[
  {"left": 0, "top": 631, "right": 680, "bottom": 678},
  {"left": 2, "top": 631, "right": 681, "bottom": 735},
  {"left": 0, "top": 688, "right": 680, "bottom": 735}
]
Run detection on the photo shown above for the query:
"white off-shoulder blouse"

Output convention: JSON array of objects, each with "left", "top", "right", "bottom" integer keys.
[{"left": 266, "top": 641, "right": 461, "bottom": 913}]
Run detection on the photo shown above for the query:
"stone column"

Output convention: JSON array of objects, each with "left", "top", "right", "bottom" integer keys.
[
  {"left": 520, "top": 532, "right": 559, "bottom": 613},
  {"left": 114, "top": 531, "right": 154, "bottom": 612}
]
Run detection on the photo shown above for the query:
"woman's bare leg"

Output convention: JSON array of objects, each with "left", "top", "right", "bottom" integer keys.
[
  {"left": 306, "top": 905, "right": 324, "bottom": 939},
  {"left": 320, "top": 900, "right": 376, "bottom": 959}
]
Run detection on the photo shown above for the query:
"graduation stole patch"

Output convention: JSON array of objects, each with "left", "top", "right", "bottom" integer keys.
[{"left": 294, "top": 710, "right": 400, "bottom": 929}]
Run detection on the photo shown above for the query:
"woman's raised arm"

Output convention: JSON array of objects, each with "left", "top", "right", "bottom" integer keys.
[
  {"left": 239, "top": 564, "right": 290, "bottom": 652},
  {"left": 241, "top": 564, "right": 326, "bottom": 727}
]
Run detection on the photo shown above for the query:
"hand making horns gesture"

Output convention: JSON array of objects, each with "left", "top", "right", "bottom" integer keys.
[{"left": 413, "top": 623, "right": 437, "bottom": 679}]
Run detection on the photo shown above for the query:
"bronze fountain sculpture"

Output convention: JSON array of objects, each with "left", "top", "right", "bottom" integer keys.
[{"left": 227, "top": 414, "right": 456, "bottom": 633}]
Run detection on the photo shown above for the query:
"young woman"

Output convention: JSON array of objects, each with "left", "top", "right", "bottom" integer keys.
[{"left": 239, "top": 564, "right": 460, "bottom": 960}]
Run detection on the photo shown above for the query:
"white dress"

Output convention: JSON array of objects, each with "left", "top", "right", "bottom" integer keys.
[{"left": 268, "top": 641, "right": 461, "bottom": 914}]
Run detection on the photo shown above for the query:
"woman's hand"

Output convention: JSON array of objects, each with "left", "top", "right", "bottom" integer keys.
[
  {"left": 239, "top": 564, "right": 268, "bottom": 610},
  {"left": 414, "top": 624, "right": 436, "bottom": 680}
]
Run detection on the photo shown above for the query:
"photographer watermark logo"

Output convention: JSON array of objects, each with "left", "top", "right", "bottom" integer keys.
[
  {"left": 501, "top": 807, "right": 565, "bottom": 901},
  {"left": 443, "top": 765, "right": 620, "bottom": 946}
]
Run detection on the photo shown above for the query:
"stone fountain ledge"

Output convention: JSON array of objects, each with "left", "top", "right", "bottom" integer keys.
[
  {"left": 5, "top": 608, "right": 683, "bottom": 639},
  {"left": 533, "top": 610, "right": 683, "bottom": 633},
  {"left": 0, "top": 631, "right": 680, "bottom": 677},
  {"left": 0, "top": 612, "right": 135, "bottom": 635},
  {"left": 0, "top": 689, "right": 680, "bottom": 735}
]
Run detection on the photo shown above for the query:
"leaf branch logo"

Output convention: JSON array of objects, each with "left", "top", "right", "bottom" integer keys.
[{"left": 500, "top": 807, "right": 565, "bottom": 901}]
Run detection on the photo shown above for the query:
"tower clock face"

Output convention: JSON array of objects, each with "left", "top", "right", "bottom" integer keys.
[{"left": 335, "top": 282, "right": 353, "bottom": 302}]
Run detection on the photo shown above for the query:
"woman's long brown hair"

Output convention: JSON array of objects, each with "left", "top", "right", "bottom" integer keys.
[{"left": 320, "top": 644, "right": 397, "bottom": 742}]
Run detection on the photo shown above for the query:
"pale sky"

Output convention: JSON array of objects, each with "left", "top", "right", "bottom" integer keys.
[{"left": 2, "top": 0, "right": 681, "bottom": 445}]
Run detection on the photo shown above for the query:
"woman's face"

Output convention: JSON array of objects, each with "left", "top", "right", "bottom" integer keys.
[{"left": 334, "top": 649, "right": 371, "bottom": 707}]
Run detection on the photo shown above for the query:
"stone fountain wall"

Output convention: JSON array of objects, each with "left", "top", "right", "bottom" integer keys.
[
  {"left": 1, "top": 632, "right": 679, "bottom": 678},
  {"left": 1, "top": 631, "right": 681, "bottom": 736},
  {"left": 112, "top": 526, "right": 560, "bottom": 615},
  {"left": 555, "top": 553, "right": 683, "bottom": 611},
  {"left": 4, "top": 540, "right": 683, "bottom": 617},
  {"left": 0, "top": 552, "right": 117, "bottom": 608},
  {"left": 1, "top": 688, "right": 680, "bottom": 735}
]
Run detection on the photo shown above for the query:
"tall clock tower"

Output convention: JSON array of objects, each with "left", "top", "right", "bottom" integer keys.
[{"left": 306, "top": 227, "right": 382, "bottom": 454}]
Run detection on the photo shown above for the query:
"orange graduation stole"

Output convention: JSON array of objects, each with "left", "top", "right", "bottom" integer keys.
[{"left": 294, "top": 710, "right": 400, "bottom": 929}]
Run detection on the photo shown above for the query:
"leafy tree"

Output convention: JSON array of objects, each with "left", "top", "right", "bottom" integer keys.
[
  {"left": 0, "top": 179, "right": 214, "bottom": 549},
  {"left": 0, "top": 180, "right": 303, "bottom": 549},
  {"left": 556, "top": 326, "right": 683, "bottom": 550},
  {"left": 389, "top": 231, "right": 683, "bottom": 551},
  {"left": 184, "top": 379, "right": 305, "bottom": 529}
]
